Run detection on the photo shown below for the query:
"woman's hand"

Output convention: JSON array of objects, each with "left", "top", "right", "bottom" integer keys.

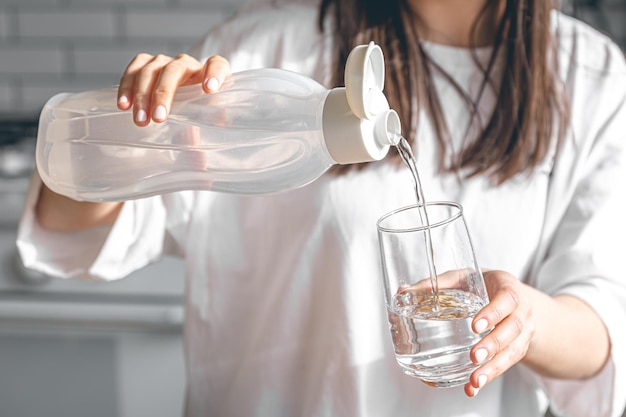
[
  {"left": 464, "top": 270, "right": 535, "bottom": 397},
  {"left": 464, "top": 269, "right": 610, "bottom": 397},
  {"left": 116, "top": 53, "right": 231, "bottom": 126}
]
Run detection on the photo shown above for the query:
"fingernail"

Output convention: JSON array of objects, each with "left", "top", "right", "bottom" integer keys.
[
  {"left": 153, "top": 105, "right": 167, "bottom": 121},
  {"left": 206, "top": 77, "right": 219, "bottom": 91},
  {"left": 474, "top": 348, "right": 488, "bottom": 363},
  {"left": 136, "top": 109, "right": 147, "bottom": 123},
  {"left": 474, "top": 318, "right": 489, "bottom": 333},
  {"left": 478, "top": 374, "right": 488, "bottom": 388},
  {"left": 472, "top": 386, "right": 480, "bottom": 396},
  {"left": 118, "top": 95, "right": 129, "bottom": 105}
]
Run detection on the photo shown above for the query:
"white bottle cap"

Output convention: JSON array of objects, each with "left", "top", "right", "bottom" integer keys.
[
  {"left": 322, "top": 42, "right": 402, "bottom": 164},
  {"left": 345, "top": 41, "right": 386, "bottom": 119}
]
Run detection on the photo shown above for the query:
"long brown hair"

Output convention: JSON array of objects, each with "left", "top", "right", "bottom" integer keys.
[{"left": 319, "top": 0, "right": 570, "bottom": 184}]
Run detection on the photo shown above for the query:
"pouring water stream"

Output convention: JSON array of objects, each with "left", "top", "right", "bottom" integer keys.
[{"left": 394, "top": 136, "right": 440, "bottom": 311}]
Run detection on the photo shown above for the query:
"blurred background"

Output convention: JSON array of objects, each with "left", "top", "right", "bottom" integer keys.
[
  {"left": 0, "top": 0, "right": 621, "bottom": 117},
  {"left": 0, "top": 0, "right": 623, "bottom": 116},
  {"left": 0, "top": 0, "right": 624, "bottom": 416},
  {"left": 0, "top": 0, "right": 247, "bottom": 116}
]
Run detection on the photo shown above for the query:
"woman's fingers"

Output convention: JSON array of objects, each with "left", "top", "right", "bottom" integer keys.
[
  {"left": 471, "top": 277, "right": 520, "bottom": 335},
  {"left": 464, "top": 270, "right": 535, "bottom": 397},
  {"left": 150, "top": 53, "right": 204, "bottom": 123},
  {"left": 117, "top": 53, "right": 154, "bottom": 111},
  {"left": 132, "top": 54, "right": 176, "bottom": 125},
  {"left": 116, "top": 53, "right": 205, "bottom": 126},
  {"left": 465, "top": 313, "right": 532, "bottom": 395},
  {"left": 116, "top": 53, "right": 230, "bottom": 127},
  {"left": 203, "top": 55, "right": 231, "bottom": 93}
]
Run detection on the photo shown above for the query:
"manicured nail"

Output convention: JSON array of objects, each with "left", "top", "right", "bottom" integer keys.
[
  {"left": 478, "top": 374, "right": 488, "bottom": 388},
  {"left": 472, "top": 386, "right": 480, "bottom": 396},
  {"left": 136, "top": 109, "right": 147, "bottom": 123},
  {"left": 206, "top": 77, "right": 219, "bottom": 91},
  {"left": 118, "top": 95, "right": 129, "bottom": 105},
  {"left": 153, "top": 105, "right": 167, "bottom": 121},
  {"left": 474, "top": 348, "right": 488, "bottom": 363},
  {"left": 474, "top": 318, "right": 489, "bottom": 333}
]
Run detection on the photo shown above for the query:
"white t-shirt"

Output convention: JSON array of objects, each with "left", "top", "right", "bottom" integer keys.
[{"left": 17, "top": 3, "right": 626, "bottom": 417}]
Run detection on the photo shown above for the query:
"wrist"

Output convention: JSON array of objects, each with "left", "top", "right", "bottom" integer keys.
[
  {"left": 36, "top": 185, "right": 123, "bottom": 232},
  {"left": 521, "top": 288, "right": 610, "bottom": 379}
]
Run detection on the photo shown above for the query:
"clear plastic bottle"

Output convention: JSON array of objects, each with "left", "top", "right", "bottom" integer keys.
[{"left": 36, "top": 42, "right": 401, "bottom": 202}]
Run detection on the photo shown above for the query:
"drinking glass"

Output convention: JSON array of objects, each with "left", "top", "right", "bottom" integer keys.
[{"left": 376, "top": 201, "right": 490, "bottom": 388}]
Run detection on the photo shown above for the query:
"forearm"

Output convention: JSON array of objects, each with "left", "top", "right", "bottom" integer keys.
[
  {"left": 35, "top": 184, "right": 123, "bottom": 232},
  {"left": 521, "top": 285, "right": 611, "bottom": 380}
]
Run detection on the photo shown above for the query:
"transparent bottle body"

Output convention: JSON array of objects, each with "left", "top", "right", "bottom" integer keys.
[{"left": 36, "top": 69, "right": 335, "bottom": 202}]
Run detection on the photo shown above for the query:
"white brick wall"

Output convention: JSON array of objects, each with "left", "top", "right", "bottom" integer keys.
[
  {"left": 0, "top": 0, "right": 623, "bottom": 116},
  {"left": 0, "top": 0, "right": 247, "bottom": 115}
]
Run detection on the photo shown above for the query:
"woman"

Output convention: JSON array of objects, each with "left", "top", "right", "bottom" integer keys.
[{"left": 19, "top": 0, "right": 626, "bottom": 416}]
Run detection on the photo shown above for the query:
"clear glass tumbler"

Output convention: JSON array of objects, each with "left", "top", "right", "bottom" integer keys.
[{"left": 376, "top": 201, "right": 490, "bottom": 387}]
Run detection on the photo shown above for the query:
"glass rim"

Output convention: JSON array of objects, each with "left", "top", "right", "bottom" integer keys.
[{"left": 376, "top": 201, "right": 464, "bottom": 234}]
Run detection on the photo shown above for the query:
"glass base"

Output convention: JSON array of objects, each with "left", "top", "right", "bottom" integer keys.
[
  {"left": 401, "top": 366, "right": 475, "bottom": 388},
  {"left": 418, "top": 374, "right": 470, "bottom": 388}
]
